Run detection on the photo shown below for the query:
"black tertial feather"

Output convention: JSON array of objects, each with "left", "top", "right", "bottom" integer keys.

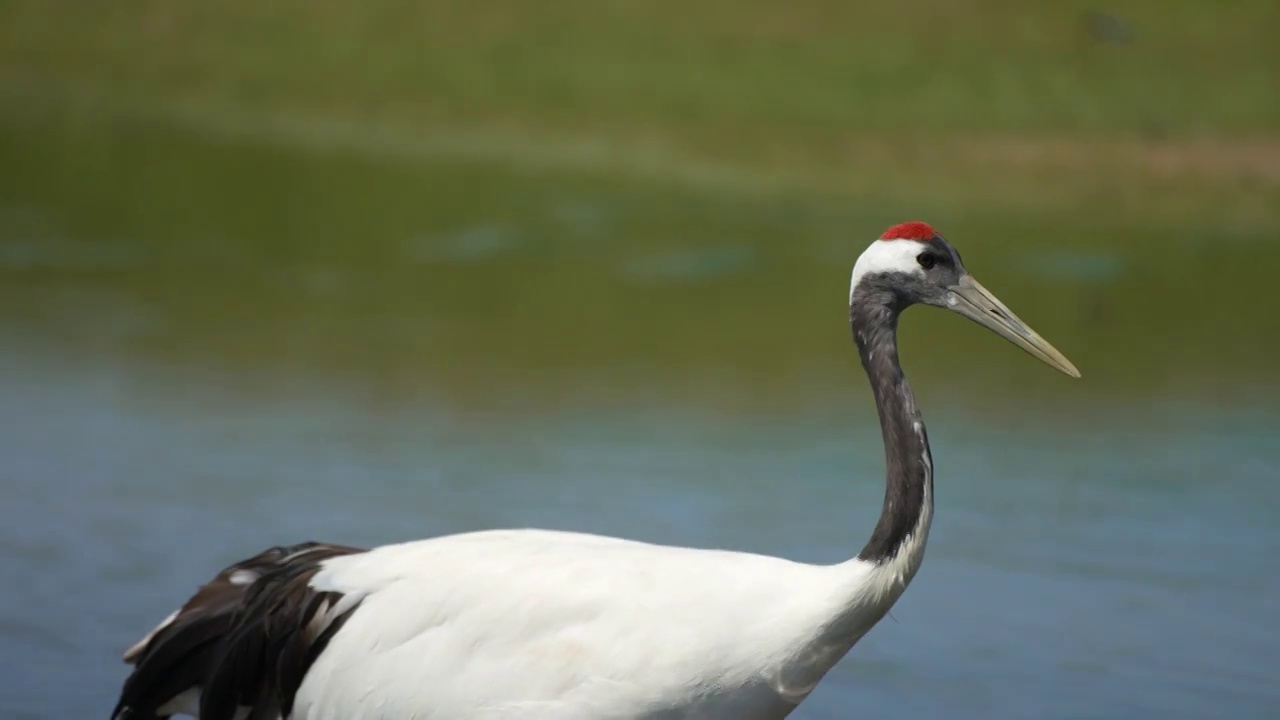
[{"left": 112, "top": 542, "right": 366, "bottom": 720}]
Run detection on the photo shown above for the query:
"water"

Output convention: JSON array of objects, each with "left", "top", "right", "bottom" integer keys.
[{"left": 1, "top": 109, "right": 1278, "bottom": 719}]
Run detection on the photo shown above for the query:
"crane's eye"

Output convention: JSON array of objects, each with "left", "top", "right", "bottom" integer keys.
[{"left": 917, "top": 253, "right": 938, "bottom": 270}]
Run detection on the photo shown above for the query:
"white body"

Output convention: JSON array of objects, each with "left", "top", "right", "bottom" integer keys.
[{"left": 290, "top": 521, "right": 930, "bottom": 720}]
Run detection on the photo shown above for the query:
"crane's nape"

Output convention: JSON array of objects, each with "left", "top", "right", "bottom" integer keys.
[
  {"left": 112, "top": 220, "right": 1080, "bottom": 720},
  {"left": 850, "top": 220, "right": 1080, "bottom": 378}
]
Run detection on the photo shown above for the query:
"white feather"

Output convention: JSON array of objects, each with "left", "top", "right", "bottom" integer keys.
[
  {"left": 848, "top": 239, "right": 930, "bottom": 301},
  {"left": 156, "top": 687, "right": 200, "bottom": 717},
  {"left": 123, "top": 609, "right": 178, "bottom": 661},
  {"left": 290, "top": 524, "right": 931, "bottom": 720},
  {"left": 228, "top": 569, "right": 258, "bottom": 586}
]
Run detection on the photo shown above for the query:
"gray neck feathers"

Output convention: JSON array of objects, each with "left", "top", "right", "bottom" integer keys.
[{"left": 849, "top": 281, "right": 934, "bottom": 564}]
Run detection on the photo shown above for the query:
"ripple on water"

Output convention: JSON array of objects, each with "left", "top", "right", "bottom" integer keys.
[
  {"left": 0, "top": 204, "right": 142, "bottom": 271},
  {"left": 0, "top": 235, "right": 143, "bottom": 272},
  {"left": 550, "top": 198, "right": 612, "bottom": 238},
  {"left": 620, "top": 245, "right": 755, "bottom": 286},
  {"left": 403, "top": 223, "right": 523, "bottom": 264},
  {"left": 1021, "top": 249, "right": 1126, "bottom": 283}
]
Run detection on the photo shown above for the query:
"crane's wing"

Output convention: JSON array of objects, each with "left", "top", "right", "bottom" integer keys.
[{"left": 112, "top": 541, "right": 366, "bottom": 720}]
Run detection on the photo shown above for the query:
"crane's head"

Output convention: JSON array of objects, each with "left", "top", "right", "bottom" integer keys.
[{"left": 850, "top": 221, "right": 1080, "bottom": 378}]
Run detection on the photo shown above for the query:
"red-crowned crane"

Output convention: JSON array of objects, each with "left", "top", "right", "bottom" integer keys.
[{"left": 113, "top": 221, "right": 1079, "bottom": 720}]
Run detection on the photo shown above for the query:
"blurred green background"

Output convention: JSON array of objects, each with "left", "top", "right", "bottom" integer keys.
[
  {"left": 2, "top": 2, "right": 1278, "bottom": 718},
  {"left": 3, "top": 0, "right": 1278, "bottom": 408}
]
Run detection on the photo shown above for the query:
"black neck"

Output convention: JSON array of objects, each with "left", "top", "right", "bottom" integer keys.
[{"left": 850, "top": 285, "right": 934, "bottom": 564}]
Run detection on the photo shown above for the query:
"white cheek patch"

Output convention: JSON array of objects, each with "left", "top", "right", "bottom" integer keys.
[{"left": 849, "top": 240, "right": 929, "bottom": 301}]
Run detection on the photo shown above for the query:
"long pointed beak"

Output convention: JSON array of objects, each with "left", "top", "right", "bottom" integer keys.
[{"left": 946, "top": 275, "right": 1081, "bottom": 378}]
